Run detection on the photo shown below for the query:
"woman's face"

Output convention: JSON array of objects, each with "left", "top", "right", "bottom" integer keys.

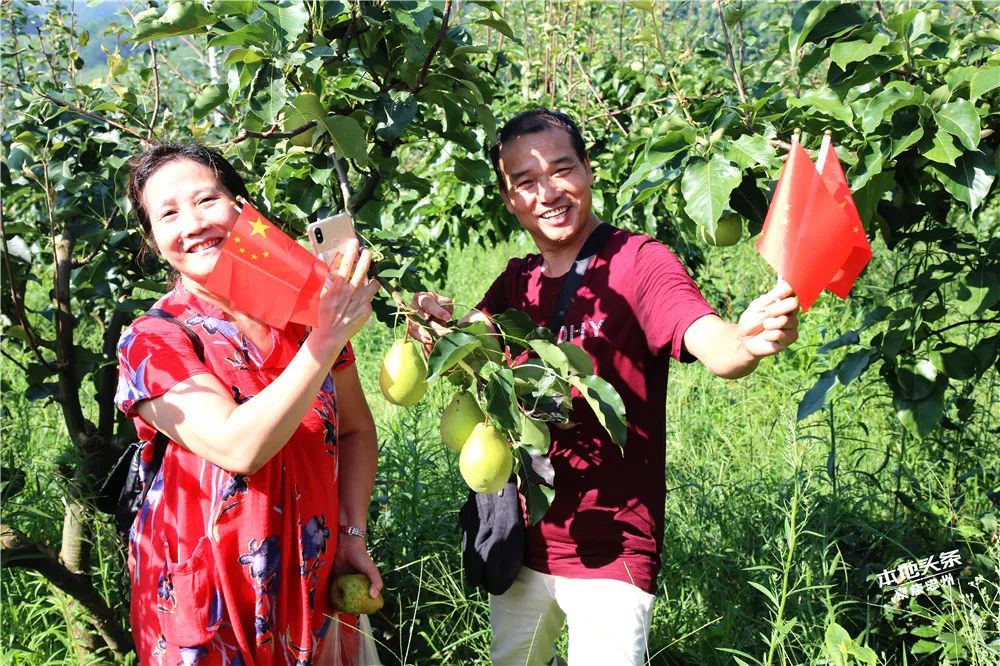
[{"left": 141, "top": 158, "right": 240, "bottom": 283}]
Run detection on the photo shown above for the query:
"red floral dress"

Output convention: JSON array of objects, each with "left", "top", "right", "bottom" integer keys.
[{"left": 116, "top": 283, "right": 355, "bottom": 665}]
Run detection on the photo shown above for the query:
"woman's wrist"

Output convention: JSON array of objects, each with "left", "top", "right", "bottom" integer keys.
[
  {"left": 338, "top": 525, "right": 367, "bottom": 542},
  {"left": 304, "top": 328, "right": 348, "bottom": 364}
]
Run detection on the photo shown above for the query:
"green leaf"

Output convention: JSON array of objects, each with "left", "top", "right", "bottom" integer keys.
[
  {"left": 860, "top": 82, "right": 926, "bottom": 134},
  {"left": 925, "top": 130, "right": 962, "bottom": 166},
  {"left": 320, "top": 115, "right": 370, "bottom": 164},
  {"left": 797, "top": 369, "right": 836, "bottom": 420},
  {"left": 748, "top": 581, "right": 780, "bottom": 608},
  {"left": 853, "top": 170, "right": 894, "bottom": 226},
  {"left": 895, "top": 358, "right": 940, "bottom": 401},
  {"left": 568, "top": 375, "right": 627, "bottom": 448},
  {"left": 209, "top": 24, "right": 275, "bottom": 48},
  {"left": 519, "top": 466, "right": 555, "bottom": 525},
  {"left": 528, "top": 340, "right": 570, "bottom": 375},
  {"left": 830, "top": 33, "right": 890, "bottom": 69},
  {"left": 787, "top": 86, "right": 853, "bottom": 125},
  {"left": 427, "top": 330, "right": 481, "bottom": 379},
  {"left": 789, "top": 1, "right": 837, "bottom": 59},
  {"left": 209, "top": 0, "right": 257, "bottom": 15},
  {"left": 935, "top": 100, "right": 980, "bottom": 151},
  {"left": 260, "top": 0, "right": 310, "bottom": 44},
  {"left": 250, "top": 65, "right": 287, "bottom": 125},
  {"left": 492, "top": 309, "right": 538, "bottom": 342},
  {"left": 192, "top": 84, "right": 228, "bottom": 120},
  {"left": 455, "top": 157, "right": 491, "bottom": 184},
  {"left": 558, "top": 342, "right": 593, "bottom": 376},
  {"left": 518, "top": 413, "right": 551, "bottom": 453},
  {"left": 131, "top": 0, "right": 215, "bottom": 42},
  {"left": 681, "top": 155, "right": 742, "bottom": 235},
  {"left": 485, "top": 368, "right": 520, "bottom": 433},
  {"left": 970, "top": 66, "right": 1000, "bottom": 101},
  {"left": 374, "top": 97, "right": 417, "bottom": 142},
  {"left": 726, "top": 134, "right": 777, "bottom": 170},
  {"left": 935, "top": 347, "right": 979, "bottom": 381},
  {"left": 476, "top": 17, "right": 517, "bottom": 41},
  {"left": 837, "top": 349, "right": 877, "bottom": 386},
  {"left": 929, "top": 149, "right": 996, "bottom": 213}
]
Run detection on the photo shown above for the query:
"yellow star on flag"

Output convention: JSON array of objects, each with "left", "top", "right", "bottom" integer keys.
[
  {"left": 239, "top": 247, "right": 246, "bottom": 254},
  {"left": 233, "top": 236, "right": 241, "bottom": 244},
  {"left": 251, "top": 253, "right": 258, "bottom": 260},
  {"left": 263, "top": 251, "right": 270, "bottom": 258},
  {"left": 248, "top": 217, "right": 269, "bottom": 238}
]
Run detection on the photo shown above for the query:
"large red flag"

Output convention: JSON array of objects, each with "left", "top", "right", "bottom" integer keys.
[
  {"left": 198, "top": 201, "right": 326, "bottom": 329},
  {"left": 756, "top": 142, "right": 857, "bottom": 311},
  {"left": 819, "top": 143, "right": 872, "bottom": 298}
]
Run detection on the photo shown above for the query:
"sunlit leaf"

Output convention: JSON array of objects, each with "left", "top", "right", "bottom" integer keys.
[
  {"left": 681, "top": 155, "right": 742, "bottom": 235},
  {"left": 568, "top": 375, "right": 627, "bottom": 448},
  {"left": 427, "top": 330, "right": 481, "bottom": 379}
]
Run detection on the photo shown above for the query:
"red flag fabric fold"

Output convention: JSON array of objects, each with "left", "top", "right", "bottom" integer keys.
[
  {"left": 819, "top": 144, "right": 873, "bottom": 298},
  {"left": 198, "top": 201, "right": 326, "bottom": 329},
  {"left": 755, "top": 141, "right": 871, "bottom": 311}
]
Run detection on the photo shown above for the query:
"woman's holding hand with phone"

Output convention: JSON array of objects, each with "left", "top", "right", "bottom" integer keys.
[{"left": 115, "top": 143, "right": 380, "bottom": 665}]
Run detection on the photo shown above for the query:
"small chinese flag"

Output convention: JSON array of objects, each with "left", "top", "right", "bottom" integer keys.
[
  {"left": 755, "top": 141, "right": 870, "bottom": 311},
  {"left": 819, "top": 143, "right": 872, "bottom": 298},
  {"left": 199, "top": 201, "right": 327, "bottom": 329}
]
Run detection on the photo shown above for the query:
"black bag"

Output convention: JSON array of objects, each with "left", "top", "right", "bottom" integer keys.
[
  {"left": 95, "top": 308, "right": 204, "bottom": 542},
  {"left": 460, "top": 223, "right": 615, "bottom": 595}
]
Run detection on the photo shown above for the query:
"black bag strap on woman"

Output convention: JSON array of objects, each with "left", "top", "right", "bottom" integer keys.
[
  {"left": 460, "top": 223, "right": 615, "bottom": 595},
  {"left": 96, "top": 308, "right": 204, "bottom": 542}
]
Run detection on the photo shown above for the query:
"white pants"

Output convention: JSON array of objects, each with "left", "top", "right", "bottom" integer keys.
[{"left": 489, "top": 567, "right": 655, "bottom": 666}]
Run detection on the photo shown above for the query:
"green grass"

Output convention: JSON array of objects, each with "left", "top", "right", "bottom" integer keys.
[{"left": 3, "top": 230, "right": 997, "bottom": 664}]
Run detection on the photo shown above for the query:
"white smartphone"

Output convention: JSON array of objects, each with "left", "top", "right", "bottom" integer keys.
[{"left": 306, "top": 212, "right": 356, "bottom": 264}]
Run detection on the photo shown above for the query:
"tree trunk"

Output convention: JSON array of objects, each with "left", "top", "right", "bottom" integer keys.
[{"left": 1, "top": 524, "right": 133, "bottom": 658}]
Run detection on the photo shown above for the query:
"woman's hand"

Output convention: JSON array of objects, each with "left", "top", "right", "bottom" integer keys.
[
  {"left": 334, "top": 534, "right": 383, "bottom": 599},
  {"left": 313, "top": 239, "right": 380, "bottom": 355}
]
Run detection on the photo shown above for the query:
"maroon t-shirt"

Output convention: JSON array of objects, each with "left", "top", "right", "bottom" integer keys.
[{"left": 477, "top": 226, "right": 716, "bottom": 593}]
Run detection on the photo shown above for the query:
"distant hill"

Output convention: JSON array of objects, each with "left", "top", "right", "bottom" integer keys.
[{"left": 20, "top": 0, "right": 139, "bottom": 76}]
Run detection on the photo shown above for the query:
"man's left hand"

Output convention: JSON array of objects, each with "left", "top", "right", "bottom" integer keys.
[{"left": 737, "top": 280, "right": 800, "bottom": 359}]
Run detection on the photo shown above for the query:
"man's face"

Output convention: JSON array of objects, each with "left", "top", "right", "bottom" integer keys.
[{"left": 497, "top": 127, "right": 595, "bottom": 249}]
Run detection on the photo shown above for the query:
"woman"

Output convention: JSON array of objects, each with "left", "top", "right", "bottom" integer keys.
[{"left": 115, "top": 143, "right": 382, "bottom": 665}]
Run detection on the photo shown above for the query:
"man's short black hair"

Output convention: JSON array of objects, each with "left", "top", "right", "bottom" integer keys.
[
  {"left": 127, "top": 143, "right": 250, "bottom": 251},
  {"left": 488, "top": 109, "right": 587, "bottom": 191}
]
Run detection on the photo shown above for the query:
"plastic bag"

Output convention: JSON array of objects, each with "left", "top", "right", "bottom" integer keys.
[{"left": 317, "top": 613, "right": 383, "bottom": 666}]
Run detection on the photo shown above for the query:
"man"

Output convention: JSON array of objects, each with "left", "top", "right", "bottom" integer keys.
[{"left": 411, "top": 109, "right": 799, "bottom": 665}]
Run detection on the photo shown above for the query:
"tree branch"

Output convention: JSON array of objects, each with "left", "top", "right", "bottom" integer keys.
[
  {"left": 226, "top": 120, "right": 317, "bottom": 146},
  {"left": 573, "top": 54, "right": 626, "bottom": 133},
  {"left": 414, "top": 0, "right": 453, "bottom": 92},
  {"left": 587, "top": 95, "right": 676, "bottom": 121},
  {"left": 1, "top": 524, "right": 132, "bottom": 658},
  {"left": 928, "top": 318, "right": 1000, "bottom": 338},
  {"left": 714, "top": 0, "right": 749, "bottom": 124},
  {"left": 0, "top": 202, "right": 56, "bottom": 367},
  {"left": 147, "top": 42, "right": 161, "bottom": 135},
  {"left": 28, "top": 87, "right": 153, "bottom": 144},
  {"left": 349, "top": 170, "right": 382, "bottom": 214}
]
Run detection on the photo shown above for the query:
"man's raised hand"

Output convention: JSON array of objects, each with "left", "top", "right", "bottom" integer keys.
[
  {"left": 407, "top": 291, "right": 455, "bottom": 355},
  {"left": 737, "top": 280, "right": 800, "bottom": 359}
]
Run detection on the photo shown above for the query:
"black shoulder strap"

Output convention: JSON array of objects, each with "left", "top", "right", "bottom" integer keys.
[
  {"left": 141, "top": 308, "right": 204, "bottom": 492},
  {"left": 146, "top": 308, "right": 205, "bottom": 361},
  {"left": 548, "top": 223, "right": 615, "bottom": 335}
]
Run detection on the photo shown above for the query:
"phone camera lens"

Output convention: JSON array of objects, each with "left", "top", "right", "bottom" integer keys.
[{"left": 314, "top": 229, "right": 324, "bottom": 243}]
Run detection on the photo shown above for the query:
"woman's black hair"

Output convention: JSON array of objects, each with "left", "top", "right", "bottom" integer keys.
[{"left": 127, "top": 143, "right": 251, "bottom": 250}]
